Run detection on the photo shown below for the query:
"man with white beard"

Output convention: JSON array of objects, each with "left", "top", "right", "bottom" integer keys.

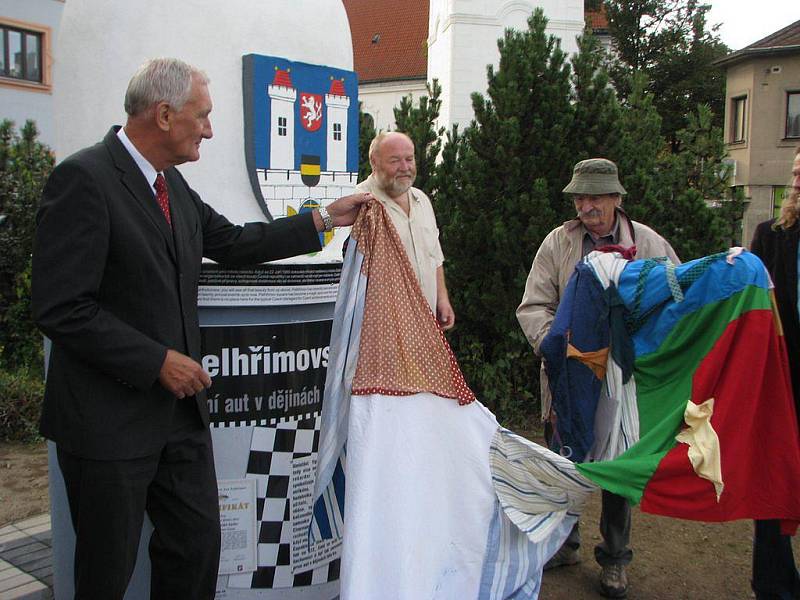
[{"left": 356, "top": 131, "right": 455, "bottom": 329}]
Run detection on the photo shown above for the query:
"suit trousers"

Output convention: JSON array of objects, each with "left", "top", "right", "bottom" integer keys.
[
  {"left": 752, "top": 520, "right": 800, "bottom": 599},
  {"left": 57, "top": 398, "right": 221, "bottom": 600}
]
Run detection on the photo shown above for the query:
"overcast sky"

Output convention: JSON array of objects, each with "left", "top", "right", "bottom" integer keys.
[{"left": 706, "top": 2, "right": 799, "bottom": 51}]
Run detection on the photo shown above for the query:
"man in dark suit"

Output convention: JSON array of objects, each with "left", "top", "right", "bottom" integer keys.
[
  {"left": 749, "top": 147, "right": 800, "bottom": 600},
  {"left": 31, "top": 57, "right": 368, "bottom": 599}
]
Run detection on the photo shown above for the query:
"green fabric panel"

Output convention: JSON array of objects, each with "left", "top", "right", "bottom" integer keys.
[{"left": 577, "top": 285, "right": 771, "bottom": 505}]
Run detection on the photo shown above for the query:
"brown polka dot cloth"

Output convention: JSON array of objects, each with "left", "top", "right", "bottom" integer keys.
[{"left": 349, "top": 199, "right": 475, "bottom": 405}]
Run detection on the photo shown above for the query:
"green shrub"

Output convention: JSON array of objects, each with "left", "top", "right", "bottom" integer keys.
[
  {"left": 0, "top": 119, "right": 53, "bottom": 373},
  {"left": 0, "top": 367, "right": 43, "bottom": 442}
]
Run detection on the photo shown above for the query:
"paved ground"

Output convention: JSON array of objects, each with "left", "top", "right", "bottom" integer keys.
[{"left": 0, "top": 514, "right": 53, "bottom": 599}]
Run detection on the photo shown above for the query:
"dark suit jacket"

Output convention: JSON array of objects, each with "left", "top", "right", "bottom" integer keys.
[
  {"left": 750, "top": 218, "right": 800, "bottom": 425},
  {"left": 32, "top": 127, "right": 321, "bottom": 460}
]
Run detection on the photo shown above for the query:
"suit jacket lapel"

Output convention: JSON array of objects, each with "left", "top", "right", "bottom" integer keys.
[{"left": 103, "top": 128, "right": 177, "bottom": 263}]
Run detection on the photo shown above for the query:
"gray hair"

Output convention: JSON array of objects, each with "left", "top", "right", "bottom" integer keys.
[{"left": 124, "top": 58, "right": 209, "bottom": 117}]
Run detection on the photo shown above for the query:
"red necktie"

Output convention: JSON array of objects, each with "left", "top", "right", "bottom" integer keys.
[{"left": 154, "top": 173, "right": 172, "bottom": 226}]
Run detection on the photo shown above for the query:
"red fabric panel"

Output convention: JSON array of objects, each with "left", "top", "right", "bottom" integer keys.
[{"left": 641, "top": 309, "right": 800, "bottom": 524}]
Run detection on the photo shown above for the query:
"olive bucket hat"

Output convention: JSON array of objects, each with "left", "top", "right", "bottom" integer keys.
[{"left": 562, "top": 158, "right": 627, "bottom": 196}]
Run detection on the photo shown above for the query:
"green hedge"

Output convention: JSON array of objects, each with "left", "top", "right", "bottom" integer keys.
[{"left": 0, "top": 367, "right": 43, "bottom": 442}]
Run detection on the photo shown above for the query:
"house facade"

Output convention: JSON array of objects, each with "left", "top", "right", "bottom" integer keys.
[
  {"left": 716, "top": 20, "right": 800, "bottom": 245},
  {"left": 344, "top": 0, "right": 601, "bottom": 132},
  {"left": 0, "top": 0, "right": 64, "bottom": 146}
]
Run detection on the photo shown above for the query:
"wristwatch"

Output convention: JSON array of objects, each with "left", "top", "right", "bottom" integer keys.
[{"left": 318, "top": 206, "right": 333, "bottom": 232}]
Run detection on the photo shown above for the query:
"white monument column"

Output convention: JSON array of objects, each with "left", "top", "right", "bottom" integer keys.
[{"left": 427, "top": 0, "right": 584, "bottom": 131}]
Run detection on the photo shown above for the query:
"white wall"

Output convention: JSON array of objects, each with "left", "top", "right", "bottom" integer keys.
[
  {"left": 0, "top": 0, "right": 64, "bottom": 146},
  {"left": 427, "top": 0, "right": 583, "bottom": 131},
  {"left": 358, "top": 79, "right": 429, "bottom": 132},
  {"left": 54, "top": 0, "right": 353, "bottom": 226}
]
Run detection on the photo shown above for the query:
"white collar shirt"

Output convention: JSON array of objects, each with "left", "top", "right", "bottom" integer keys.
[
  {"left": 117, "top": 127, "right": 160, "bottom": 195},
  {"left": 356, "top": 174, "right": 445, "bottom": 312}
]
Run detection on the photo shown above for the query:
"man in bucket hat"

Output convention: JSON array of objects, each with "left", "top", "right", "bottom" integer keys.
[{"left": 516, "top": 158, "right": 678, "bottom": 598}]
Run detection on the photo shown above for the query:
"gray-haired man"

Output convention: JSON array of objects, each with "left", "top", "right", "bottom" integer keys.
[
  {"left": 516, "top": 158, "right": 678, "bottom": 598},
  {"left": 32, "top": 58, "right": 369, "bottom": 599}
]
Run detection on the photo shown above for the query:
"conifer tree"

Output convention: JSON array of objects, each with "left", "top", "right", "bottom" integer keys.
[
  {"left": 436, "top": 9, "right": 572, "bottom": 425},
  {"left": 650, "top": 104, "right": 745, "bottom": 259},
  {"left": 429, "top": 124, "right": 463, "bottom": 226},
  {"left": 568, "top": 30, "right": 622, "bottom": 163},
  {"left": 393, "top": 80, "right": 444, "bottom": 196},
  {"left": 604, "top": 0, "right": 728, "bottom": 150},
  {"left": 610, "top": 72, "right": 664, "bottom": 222}
]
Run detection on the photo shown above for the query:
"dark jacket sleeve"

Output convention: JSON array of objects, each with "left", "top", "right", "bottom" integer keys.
[
  {"left": 749, "top": 220, "right": 773, "bottom": 270},
  {"left": 172, "top": 170, "right": 322, "bottom": 266},
  {"left": 32, "top": 160, "right": 167, "bottom": 391}
]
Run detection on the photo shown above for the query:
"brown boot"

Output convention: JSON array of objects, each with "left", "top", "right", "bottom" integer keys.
[{"left": 599, "top": 563, "right": 628, "bottom": 598}]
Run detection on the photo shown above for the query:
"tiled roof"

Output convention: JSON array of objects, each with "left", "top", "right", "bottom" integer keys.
[
  {"left": 747, "top": 19, "right": 800, "bottom": 49},
  {"left": 343, "top": 0, "right": 429, "bottom": 83},
  {"left": 714, "top": 19, "right": 800, "bottom": 67},
  {"left": 586, "top": 7, "right": 608, "bottom": 31}
]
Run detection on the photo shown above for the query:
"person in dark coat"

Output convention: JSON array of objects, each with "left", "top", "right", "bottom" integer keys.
[
  {"left": 31, "top": 57, "right": 369, "bottom": 600},
  {"left": 749, "top": 146, "right": 800, "bottom": 600}
]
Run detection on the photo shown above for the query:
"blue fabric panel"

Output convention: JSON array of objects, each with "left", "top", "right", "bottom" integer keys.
[
  {"left": 618, "top": 252, "right": 770, "bottom": 357},
  {"left": 541, "top": 262, "right": 609, "bottom": 462}
]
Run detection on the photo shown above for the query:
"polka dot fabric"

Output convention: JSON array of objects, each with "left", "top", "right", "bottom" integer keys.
[{"left": 349, "top": 199, "right": 475, "bottom": 405}]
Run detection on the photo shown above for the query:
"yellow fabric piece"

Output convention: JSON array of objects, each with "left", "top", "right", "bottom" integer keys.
[
  {"left": 676, "top": 397, "right": 724, "bottom": 501},
  {"left": 566, "top": 343, "right": 609, "bottom": 380}
]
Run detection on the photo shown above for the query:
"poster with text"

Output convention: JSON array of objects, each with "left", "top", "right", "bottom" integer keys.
[{"left": 201, "top": 321, "right": 332, "bottom": 427}]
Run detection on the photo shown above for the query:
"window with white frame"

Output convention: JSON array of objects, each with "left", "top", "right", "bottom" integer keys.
[
  {"left": 333, "top": 122, "right": 342, "bottom": 141},
  {"left": 731, "top": 96, "right": 747, "bottom": 143},
  {"left": 786, "top": 92, "right": 800, "bottom": 139},
  {"left": 277, "top": 116, "right": 287, "bottom": 137}
]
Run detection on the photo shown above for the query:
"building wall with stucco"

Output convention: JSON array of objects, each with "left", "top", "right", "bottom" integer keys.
[
  {"left": 427, "top": 0, "right": 584, "bottom": 130},
  {"left": 54, "top": 0, "right": 355, "bottom": 228},
  {"left": 723, "top": 52, "right": 800, "bottom": 244},
  {"left": 0, "top": 0, "right": 64, "bottom": 146}
]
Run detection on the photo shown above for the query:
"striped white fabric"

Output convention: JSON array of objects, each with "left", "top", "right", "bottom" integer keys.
[
  {"left": 489, "top": 428, "right": 595, "bottom": 544},
  {"left": 479, "top": 502, "right": 576, "bottom": 599},
  {"left": 310, "top": 239, "right": 366, "bottom": 548}
]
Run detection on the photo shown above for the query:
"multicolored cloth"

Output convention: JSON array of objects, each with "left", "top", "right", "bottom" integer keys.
[
  {"left": 546, "top": 250, "right": 800, "bottom": 527},
  {"left": 309, "top": 201, "right": 800, "bottom": 599}
]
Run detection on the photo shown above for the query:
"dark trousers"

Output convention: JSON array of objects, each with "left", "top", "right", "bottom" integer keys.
[
  {"left": 57, "top": 399, "right": 221, "bottom": 600},
  {"left": 561, "top": 490, "right": 632, "bottom": 566},
  {"left": 752, "top": 520, "right": 800, "bottom": 600},
  {"left": 546, "top": 422, "right": 632, "bottom": 566}
]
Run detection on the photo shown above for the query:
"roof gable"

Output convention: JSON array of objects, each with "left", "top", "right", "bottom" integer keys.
[
  {"left": 746, "top": 19, "right": 800, "bottom": 50},
  {"left": 343, "top": 0, "right": 429, "bottom": 83},
  {"left": 714, "top": 19, "right": 800, "bottom": 68}
]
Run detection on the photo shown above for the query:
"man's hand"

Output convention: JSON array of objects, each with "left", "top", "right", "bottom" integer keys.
[
  {"left": 314, "top": 193, "right": 373, "bottom": 231},
  {"left": 159, "top": 349, "right": 212, "bottom": 399},
  {"left": 437, "top": 298, "right": 455, "bottom": 330}
]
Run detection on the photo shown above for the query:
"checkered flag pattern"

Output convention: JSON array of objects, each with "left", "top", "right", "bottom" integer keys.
[{"left": 227, "top": 414, "right": 340, "bottom": 589}]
